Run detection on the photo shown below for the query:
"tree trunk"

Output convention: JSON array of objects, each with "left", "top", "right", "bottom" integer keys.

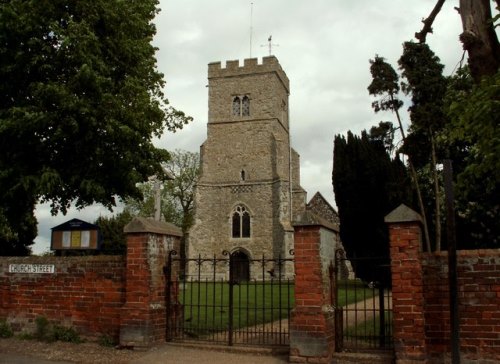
[
  {"left": 391, "top": 94, "right": 432, "bottom": 252},
  {"left": 459, "top": 0, "right": 500, "bottom": 82}
]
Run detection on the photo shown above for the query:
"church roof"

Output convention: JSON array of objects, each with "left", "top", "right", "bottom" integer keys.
[
  {"left": 306, "top": 192, "right": 339, "bottom": 225},
  {"left": 292, "top": 210, "right": 338, "bottom": 232},
  {"left": 124, "top": 217, "right": 182, "bottom": 236}
]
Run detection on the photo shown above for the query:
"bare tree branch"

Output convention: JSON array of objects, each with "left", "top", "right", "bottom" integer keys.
[{"left": 415, "top": 0, "right": 447, "bottom": 43}]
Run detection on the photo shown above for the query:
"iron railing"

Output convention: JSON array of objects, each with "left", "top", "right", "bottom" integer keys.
[
  {"left": 334, "top": 250, "right": 393, "bottom": 351},
  {"left": 166, "top": 251, "right": 294, "bottom": 347}
]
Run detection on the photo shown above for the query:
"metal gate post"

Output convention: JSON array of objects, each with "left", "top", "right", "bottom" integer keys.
[
  {"left": 228, "top": 252, "right": 234, "bottom": 346},
  {"left": 378, "top": 286, "right": 386, "bottom": 348},
  {"left": 334, "top": 249, "right": 344, "bottom": 351},
  {"left": 165, "top": 250, "right": 176, "bottom": 341}
]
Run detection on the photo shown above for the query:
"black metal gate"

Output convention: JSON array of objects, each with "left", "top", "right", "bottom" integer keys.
[
  {"left": 334, "top": 249, "right": 393, "bottom": 352},
  {"left": 165, "top": 250, "right": 294, "bottom": 347}
]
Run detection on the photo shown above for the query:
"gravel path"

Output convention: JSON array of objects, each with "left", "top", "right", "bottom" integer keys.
[
  {"left": 341, "top": 291, "right": 392, "bottom": 328},
  {"left": 0, "top": 338, "right": 287, "bottom": 364}
]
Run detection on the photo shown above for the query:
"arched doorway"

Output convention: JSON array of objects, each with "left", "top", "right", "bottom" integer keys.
[{"left": 230, "top": 250, "right": 250, "bottom": 283}]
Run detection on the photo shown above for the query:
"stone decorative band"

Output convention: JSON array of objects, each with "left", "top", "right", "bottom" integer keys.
[{"left": 231, "top": 185, "right": 253, "bottom": 193}]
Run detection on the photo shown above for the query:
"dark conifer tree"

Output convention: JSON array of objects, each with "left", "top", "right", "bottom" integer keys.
[{"left": 333, "top": 129, "right": 413, "bottom": 287}]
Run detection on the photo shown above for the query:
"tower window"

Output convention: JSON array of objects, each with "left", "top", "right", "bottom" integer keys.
[
  {"left": 232, "top": 205, "right": 251, "bottom": 238},
  {"left": 240, "top": 170, "right": 246, "bottom": 181},
  {"left": 232, "top": 95, "right": 250, "bottom": 117},
  {"left": 232, "top": 96, "right": 241, "bottom": 116},
  {"left": 242, "top": 96, "right": 250, "bottom": 116}
]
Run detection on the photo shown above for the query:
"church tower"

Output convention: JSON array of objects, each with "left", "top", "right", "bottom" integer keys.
[{"left": 187, "top": 56, "right": 306, "bottom": 279}]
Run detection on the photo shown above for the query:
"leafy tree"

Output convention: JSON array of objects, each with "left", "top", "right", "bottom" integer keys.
[
  {"left": 124, "top": 179, "right": 182, "bottom": 223},
  {"left": 125, "top": 150, "right": 199, "bottom": 229},
  {"left": 369, "top": 46, "right": 452, "bottom": 252},
  {"left": 124, "top": 182, "right": 158, "bottom": 221},
  {"left": 398, "top": 42, "right": 449, "bottom": 251},
  {"left": 125, "top": 150, "right": 200, "bottom": 260},
  {"left": 369, "top": 34, "right": 498, "bottom": 251},
  {"left": 333, "top": 130, "right": 413, "bottom": 287},
  {"left": 0, "top": 1, "right": 191, "bottom": 254},
  {"left": 367, "top": 55, "right": 432, "bottom": 251},
  {"left": 368, "top": 121, "right": 396, "bottom": 156},
  {"left": 162, "top": 150, "right": 200, "bottom": 234},
  {"left": 396, "top": 40, "right": 498, "bottom": 250},
  {"left": 94, "top": 210, "right": 134, "bottom": 255},
  {"left": 443, "top": 67, "right": 500, "bottom": 248},
  {"left": 0, "top": 200, "right": 36, "bottom": 255}
]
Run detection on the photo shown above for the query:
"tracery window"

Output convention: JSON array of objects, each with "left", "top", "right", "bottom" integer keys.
[
  {"left": 232, "top": 205, "right": 251, "bottom": 238},
  {"left": 241, "top": 96, "right": 250, "bottom": 116},
  {"left": 232, "top": 96, "right": 241, "bottom": 116},
  {"left": 232, "top": 95, "right": 250, "bottom": 117}
]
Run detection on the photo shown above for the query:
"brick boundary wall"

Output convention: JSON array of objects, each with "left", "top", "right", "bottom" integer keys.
[
  {"left": 0, "top": 255, "right": 125, "bottom": 339},
  {"left": 386, "top": 204, "right": 500, "bottom": 364},
  {"left": 0, "top": 217, "right": 181, "bottom": 347},
  {"left": 423, "top": 249, "right": 500, "bottom": 363}
]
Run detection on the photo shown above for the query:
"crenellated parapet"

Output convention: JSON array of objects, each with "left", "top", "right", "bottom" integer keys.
[{"left": 208, "top": 56, "right": 289, "bottom": 93}]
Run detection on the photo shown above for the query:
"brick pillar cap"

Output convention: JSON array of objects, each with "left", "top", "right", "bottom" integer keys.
[
  {"left": 384, "top": 204, "right": 422, "bottom": 224},
  {"left": 124, "top": 217, "right": 182, "bottom": 236},
  {"left": 292, "top": 211, "right": 339, "bottom": 232}
]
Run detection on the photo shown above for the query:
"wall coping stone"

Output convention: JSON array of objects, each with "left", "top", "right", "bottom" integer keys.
[
  {"left": 0, "top": 255, "right": 123, "bottom": 263},
  {"left": 423, "top": 248, "right": 500, "bottom": 258},
  {"left": 124, "top": 217, "right": 182, "bottom": 236},
  {"left": 384, "top": 203, "right": 423, "bottom": 224}
]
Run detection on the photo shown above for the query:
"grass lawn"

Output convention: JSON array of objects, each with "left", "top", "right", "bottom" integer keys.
[
  {"left": 344, "top": 311, "right": 393, "bottom": 348},
  {"left": 179, "top": 280, "right": 292, "bottom": 335},
  {"left": 177, "top": 279, "right": 375, "bottom": 336},
  {"left": 336, "top": 279, "right": 376, "bottom": 307}
]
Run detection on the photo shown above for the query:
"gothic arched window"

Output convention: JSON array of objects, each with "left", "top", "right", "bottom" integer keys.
[
  {"left": 232, "top": 205, "right": 251, "bottom": 238},
  {"left": 232, "top": 95, "right": 250, "bottom": 117},
  {"left": 232, "top": 96, "right": 241, "bottom": 116},
  {"left": 241, "top": 96, "right": 250, "bottom": 116}
]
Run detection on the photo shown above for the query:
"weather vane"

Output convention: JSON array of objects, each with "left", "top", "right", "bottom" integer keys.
[{"left": 261, "top": 35, "right": 279, "bottom": 56}]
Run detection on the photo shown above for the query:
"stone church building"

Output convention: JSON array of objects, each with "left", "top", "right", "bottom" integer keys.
[{"left": 187, "top": 56, "right": 308, "bottom": 279}]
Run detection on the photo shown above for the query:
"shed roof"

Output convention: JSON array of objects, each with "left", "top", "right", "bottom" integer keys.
[{"left": 51, "top": 218, "right": 99, "bottom": 231}]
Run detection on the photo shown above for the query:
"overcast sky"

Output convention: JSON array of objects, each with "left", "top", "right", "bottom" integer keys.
[{"left": 33, "top": 0, "right": 468, "bottom": 254}]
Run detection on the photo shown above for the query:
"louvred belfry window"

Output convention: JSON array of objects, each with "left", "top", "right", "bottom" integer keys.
[
  {"left": 232, "top": 95, "right": 250, "bottom": 117},
  {"left": 232, "top": 96, "right": 241, "bottom": 116},
  {"left": 241, "top": 96, "right": 250, "bottom": 116}
]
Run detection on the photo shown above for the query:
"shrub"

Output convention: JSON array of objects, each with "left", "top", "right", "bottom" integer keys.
[
  {"left": 34, "top": 316, "right": 82, "bottom": 343},
  {"left": 51, "top": 325, "right": 83, "bottom": 343},
  {"left": 34, "top": 316, "right": 51, "bottom": 341},
  {"left": 17, "top": 331, "right": 35, "bottom": 340},
  {"left": 0, "top": 318, "right": 13, "bottom": 338},
  {"left": 98, "top": 334, "right": 116, "bottom": 347}
]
